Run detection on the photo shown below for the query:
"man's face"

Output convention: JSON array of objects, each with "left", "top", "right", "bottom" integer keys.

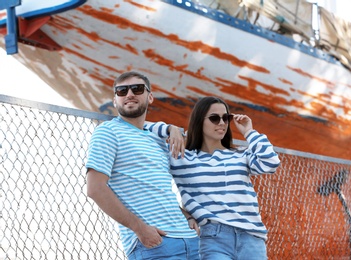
[{"left": 114, "top": 77, "right": 153, "bottom": 118}]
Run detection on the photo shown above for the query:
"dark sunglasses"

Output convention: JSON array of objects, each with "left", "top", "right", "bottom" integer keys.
[
  {"left": 205, "top": 113, "right": 233, "bottom": 125},
  {"left": 114, "top": 84, "right": 150, "bottom": 96}
]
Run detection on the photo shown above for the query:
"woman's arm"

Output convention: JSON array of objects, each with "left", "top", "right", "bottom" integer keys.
[
  {"left": 232, "top": 114, "right": 280, "bottom": 175},
  {"left": 179, "top": 207, "right": 199, "bottom": 236},
  {"left": 144, "top": 121, "right": 185, "bottom": 158}
]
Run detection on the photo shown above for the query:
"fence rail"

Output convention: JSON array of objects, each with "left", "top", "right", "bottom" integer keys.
[{"left": 1, "top": 94, "right": 350, "bottom": 259}]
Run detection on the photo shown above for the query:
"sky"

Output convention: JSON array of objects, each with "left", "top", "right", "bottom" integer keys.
[{"left": 0, "top": 1, "right": 349, "bottom": 108}]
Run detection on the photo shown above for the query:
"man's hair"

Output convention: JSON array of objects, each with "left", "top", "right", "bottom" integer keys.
[
  {"left": 113, "top": 71, "right": 151, "bottom": 91},
  {"left": 186, "top": 96, "right": 233, "bottom": 151}
]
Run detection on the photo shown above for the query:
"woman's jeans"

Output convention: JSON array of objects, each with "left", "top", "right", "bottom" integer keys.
[
  {"left": 200, "top": 222, "right": 267, "bottom": 260},
  {"left": 128, "top": 236, "right": 200, "bottom": 260}
]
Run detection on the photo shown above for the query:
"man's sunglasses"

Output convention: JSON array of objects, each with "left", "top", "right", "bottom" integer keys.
[
  {"left": 205, "top": 113, "right": 233, "bottom": 125},
  {"left": 114, "top": 84, "right": 150, "bottom": 96}
]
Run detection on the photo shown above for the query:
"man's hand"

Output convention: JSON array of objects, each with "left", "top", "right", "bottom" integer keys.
[
  {"left": 135, "top": 223, "right": 167, "bottom": 248},
  {"left": 168, "top": 125, "right": 185, "bottom": 158}
]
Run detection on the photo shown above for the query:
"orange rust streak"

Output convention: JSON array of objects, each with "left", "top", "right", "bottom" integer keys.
[
  {"left": 188, "top": 81, "right": 297, "bottom": 113},
  {"left": 143, "top": 49, "right": 224, "bottom": 87},
  {"left": 294, "top": 88, "right": 351, "bottom": 120},
  {"left": 108, "top": 55, "right": 120, "bottom": 59},
  {"left": 100, "top": 7, "right": 115, "bottom": 13},
  {"left": 228, "top": 76, "right": 348, "bottom": 122},
  {"left": 342, "top": 96, "right": 351, "bottom": 114},
  {"left": 279, "top": 78, "right": 293, "bottom": 85},
  {"left": 78, "top": 5, "right": 269, "bottom": 73},
  {"left": 152, "top": 84, "right": 184, "bottom": 99},
  {"left": 187, "top": 86, "right": 215, "bottom": 97},
  {"left": 143, "top": 49, "right": 175, "bottom": 67},
  {"left": 62, "top": 46, "right": 122, "bottom": 88},
  {"left": 78, "top": 40, "right": 94, "bottom": 48},
  {"left": 318, "top": 93, "right": 330, "bottom": 99},
  {"left": 141, "top": 48, "right": 274, "bottom": 107},
  {"left": 238, "top": 75, "right": 290, "bottom": 97},
  {"left": 63, "top": 46, "right": 114, "bottom": 71},
  {"left": 91, "top": 73, "right": 116, "bottom": 88},
  {"left": 50, "top": 16, "right": 139, "bottom": 56},
  {"left": 72, "top": 43, "right": 83, "bottom": 50},
  {"left": 288, "top": 65, "right": 351, "bottom": 88},
  {"left": 310, "top": 101, "right": 335, "bottom": 117},
  {"left": 239, "top": 74, "right": 349, "bottom": 124},
  {"left": 124, "top": 0, "right": 157, "bottom": 12}
]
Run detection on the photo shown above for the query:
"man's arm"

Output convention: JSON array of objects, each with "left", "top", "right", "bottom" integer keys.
[{"left": 86, "top": 169, "right": 166, "bottom": 247}]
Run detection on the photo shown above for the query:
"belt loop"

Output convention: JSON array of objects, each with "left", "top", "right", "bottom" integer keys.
[{"left": 216, "top": 222, "right": 222, "bottom": 233}]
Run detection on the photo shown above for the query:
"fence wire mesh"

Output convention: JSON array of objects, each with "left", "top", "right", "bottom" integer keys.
[{"left": 0, "top": 95, "right": 350, "bottom": 259}]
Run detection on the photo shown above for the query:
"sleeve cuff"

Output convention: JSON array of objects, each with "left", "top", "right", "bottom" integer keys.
[{"left": 244, "top": 129, "right": 255, "bottom": 139}]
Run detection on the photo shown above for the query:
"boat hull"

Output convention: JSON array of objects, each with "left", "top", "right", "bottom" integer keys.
[{"left": 0, "top": 0, "right": 350, "bottom": 160}]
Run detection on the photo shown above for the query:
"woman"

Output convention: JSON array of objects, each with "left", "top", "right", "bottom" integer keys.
[{"left": 170, "top": 96, "right": 280, "bottom": 260}]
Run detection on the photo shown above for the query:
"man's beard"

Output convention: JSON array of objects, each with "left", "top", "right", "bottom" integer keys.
[{"left": 117, "top": 102, "right": 148, "bottom": 118}]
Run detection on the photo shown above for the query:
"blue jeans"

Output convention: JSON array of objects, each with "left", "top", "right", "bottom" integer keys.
[
  {"left": 128, "top": 237, "right": 200, "bottom": 260},
  {"left": 199, "top": 222, "right": 267, "bottom": 260}
]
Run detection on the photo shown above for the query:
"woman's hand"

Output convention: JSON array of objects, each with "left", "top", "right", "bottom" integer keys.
[
  {"left": 168, "top": 125, "right": 185, "bottom": 158},
  {"left": 232, "top": 114, "right": 253, "bottom": 137},
  {"left": 187, "top": 217, "right": 200, "bottom": 236}
]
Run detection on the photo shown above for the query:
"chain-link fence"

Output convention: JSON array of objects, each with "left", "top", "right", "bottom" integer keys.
[{"left": 1, "top": 94, "right": 350, "bottom": 259}]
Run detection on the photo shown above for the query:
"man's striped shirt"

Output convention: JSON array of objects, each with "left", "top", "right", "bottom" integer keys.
[{"left": 86, "top": 117, "right": 197, "bottom": 255}]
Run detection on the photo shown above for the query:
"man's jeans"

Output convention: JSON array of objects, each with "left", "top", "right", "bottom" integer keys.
[
  {"left": 128, "top": 237, "right": 200, "bottom": 260},
  {"left": 199, "top": 222, "right": 267, "bottom": 260}
]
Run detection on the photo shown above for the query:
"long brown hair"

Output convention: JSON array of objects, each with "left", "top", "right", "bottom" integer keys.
[{"left": 186, "top": 96, "right": 233, "bottom": 151}]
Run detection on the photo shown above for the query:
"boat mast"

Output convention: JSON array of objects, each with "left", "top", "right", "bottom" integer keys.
[{"left": 308, "top": 1, "right": 321, "bottom": 46}]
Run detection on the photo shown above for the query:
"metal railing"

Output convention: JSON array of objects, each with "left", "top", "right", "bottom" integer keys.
[{"left": 1, "top": 94, "right": 350, "bottom": 259}]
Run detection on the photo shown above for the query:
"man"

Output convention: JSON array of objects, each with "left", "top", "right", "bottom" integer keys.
[{"left": 86, "top": 71, "right": 199, "bottom": 259}]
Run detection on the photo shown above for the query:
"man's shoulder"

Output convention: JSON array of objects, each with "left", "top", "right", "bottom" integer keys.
[{"left": 96, "top": 117, "right": 123, "bottom": 130}]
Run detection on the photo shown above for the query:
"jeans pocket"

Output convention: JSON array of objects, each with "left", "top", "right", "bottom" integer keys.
[{"left": 200, "top": 223, "right": 219, "bottom": 238}]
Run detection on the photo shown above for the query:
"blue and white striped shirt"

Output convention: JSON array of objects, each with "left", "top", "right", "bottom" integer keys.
[
  {"left": 86, "top": 117, "right": 197, "bottom": 256},
  {"left": 170, "top": 130, "right": 280, "bottom": 240},
  {"left": 145, "top": 122, "right": 280, "bottom": 241}
]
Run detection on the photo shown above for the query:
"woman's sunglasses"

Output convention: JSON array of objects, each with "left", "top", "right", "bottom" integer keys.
[
  {"left": 114, "top": 84, "right": 150, "bottom": 96},
  {"left": 205, "top": 113, "right": 233, "bottom": 125}
]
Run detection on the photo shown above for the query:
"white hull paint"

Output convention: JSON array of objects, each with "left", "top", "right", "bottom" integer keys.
[{"left": 0, "top": 0, "right": 350, "bottom": 158}]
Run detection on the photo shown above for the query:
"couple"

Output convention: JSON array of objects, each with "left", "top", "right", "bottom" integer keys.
[{"left": 85, "top": 71, "right": 280, "bottom": 260}]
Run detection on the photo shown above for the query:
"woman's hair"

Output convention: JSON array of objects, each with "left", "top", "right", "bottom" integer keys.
[
  {"left": 113, "top": 71, "right": 151, "bottom": 91},
  {"left": 186, "top": 96, "right": 233, "bottom": 150}
]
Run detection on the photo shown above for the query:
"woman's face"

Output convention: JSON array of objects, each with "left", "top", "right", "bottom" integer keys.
[{"left": 203, "top": 103, "right": 229, "bottom": 142}]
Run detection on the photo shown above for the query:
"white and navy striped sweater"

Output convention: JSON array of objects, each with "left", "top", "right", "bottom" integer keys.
[
  {"left": 170, "top": 130, "right": 280, "bottom": 240},
  {"left": 146, "top": 122, "right": 280, "bottom": 241}
]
